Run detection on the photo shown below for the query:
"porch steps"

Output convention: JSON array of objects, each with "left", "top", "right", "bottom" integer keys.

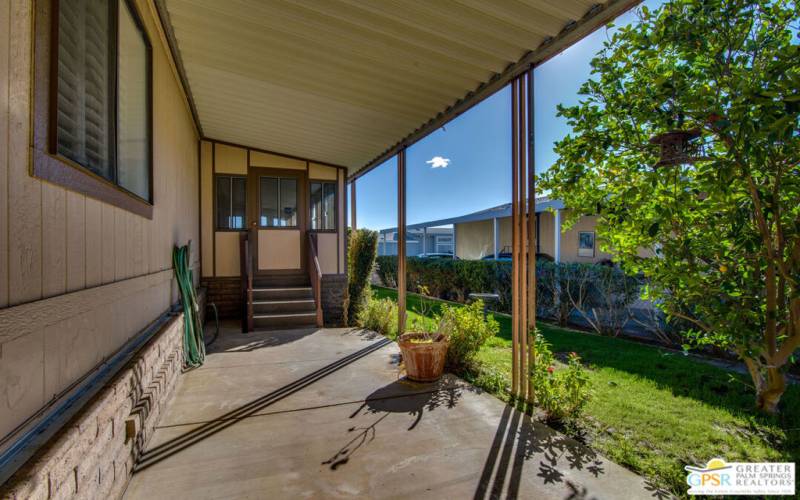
[{"left": 248, "top": 273, "right": 318, "bottom": 329}]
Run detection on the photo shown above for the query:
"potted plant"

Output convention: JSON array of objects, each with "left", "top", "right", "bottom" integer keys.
[{"left": 398, "top": 288, "right": 452, "bottom": 382}]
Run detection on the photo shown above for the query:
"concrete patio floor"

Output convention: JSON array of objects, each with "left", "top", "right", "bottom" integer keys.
[{"left": 123, "top": 322, "right": 659, "bottom": 499}]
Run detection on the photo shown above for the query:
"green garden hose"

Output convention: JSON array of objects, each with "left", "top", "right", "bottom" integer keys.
[{"left": 173, "top": 244, "right": 205, "bottom": 368}]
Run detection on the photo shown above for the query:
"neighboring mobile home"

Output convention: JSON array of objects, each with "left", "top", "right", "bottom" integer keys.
[{"left": 379, "top": 198, "right": 613, "bottom": 263}]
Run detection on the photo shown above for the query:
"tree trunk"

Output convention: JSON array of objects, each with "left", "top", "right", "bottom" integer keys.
[
  {"left": 743, "top": 355, "right": 787, "bottom": 414},
  {"left": 756, "top": 367, "right": 786, "bottom": 414}
]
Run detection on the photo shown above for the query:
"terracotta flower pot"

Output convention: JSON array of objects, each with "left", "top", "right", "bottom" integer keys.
[{"left": 398, "top": 332, "right": 448, "bottom": 382}]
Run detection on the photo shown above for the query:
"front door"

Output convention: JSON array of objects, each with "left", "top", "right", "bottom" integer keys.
[{"left": 247, "top": 167, "right": 306, "bottom": 275}]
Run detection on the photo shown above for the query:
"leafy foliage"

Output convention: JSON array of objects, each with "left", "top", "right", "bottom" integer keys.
[
  {"left": 438, "top": 300, "right": 499, "bottom": 370},
  {"left": 377, "top": 257, "right": 652, "bottom": 338},
  {"left": 540, "top": 0, "right": 800, "bottom": 412},
  {"left": 356, "top": 290, "right": 398, "bottom": 339},
  {"left": 347, "top": 229, "right": 378, "bottom": 324},
  {"left": 532, "top": 333, "right": 591, "bottom": 424}
]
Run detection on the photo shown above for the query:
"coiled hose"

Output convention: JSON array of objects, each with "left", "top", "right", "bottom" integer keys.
[{"left": 173, "top": 244, "right": 205, "bottom": 368}]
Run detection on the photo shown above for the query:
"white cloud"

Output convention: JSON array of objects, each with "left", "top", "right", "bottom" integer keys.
[{"left": 426, "top": 156, "right": 451, "bottom": 169}]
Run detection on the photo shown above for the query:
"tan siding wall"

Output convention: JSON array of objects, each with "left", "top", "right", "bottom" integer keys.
[
  {"left": 0, "top": 0, "right": 199, "bottom": 441},
  {"left": 317, "top": 233, "right": 338, "bottom": 274},
  {"left": 309, "top": 162, "right": 338, "bottom": 180},
  {"left": 214, "top": 143, "right": 248, "bottom": 174},
  {"left": 201, "top": 141, "right": 214, "bottom": 277},
  {"left": 560, "top": 214, "right": 614, "bottom": 263},
  {"left": 455, "top": 220, "right": 493, "bottom": 259},
  {"left": 456, "top": 212, "right": 616, "bottom": 264},
  {"left": 215, "top": 232, "right": 241, "bottom": 276},
  {"left": 0, "top": 0, "right": 8, "bottom": 309},
  {"left": 199, "top": 142, "right": 347, "bottom": 277},
  {"left": 538, "top": 212, "right": 556, "bottom": 258}
]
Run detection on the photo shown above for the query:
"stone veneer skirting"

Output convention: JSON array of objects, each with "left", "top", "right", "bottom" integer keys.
[
  {"left": 0, "top": 315, "right": 185, "bottom": 500},
  {"left": 321, "top": 274, "right": 348, "bottom": 326}
]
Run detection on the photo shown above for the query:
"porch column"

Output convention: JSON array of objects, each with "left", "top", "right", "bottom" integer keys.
[
  {"left": 526, "top": 67, "right": 536, "bottom": 403},
  {"left": 397, "top": 149, "right": 407, "bottom": 334},
  {"left": 511, "top": 70, "right": 535, "bottom": 404},
  {"left": 554, "top": 208, "right": 561, "bottom": 263},
  {"left": 350, "top": 180, "right": 357, "bottom": 229},
  {"left": 493, "top": 217, "right": 499, "bottom": 259},
  {"left": 422, "top": 226, "right": 427, "bottom": 255}
]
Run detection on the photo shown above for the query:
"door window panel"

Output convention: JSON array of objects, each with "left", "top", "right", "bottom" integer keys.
[{"left": 260, "top": 176, "right": 297, "bottom": 227}]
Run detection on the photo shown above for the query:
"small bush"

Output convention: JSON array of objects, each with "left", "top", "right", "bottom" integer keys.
[
  {"left": 348, "top": 229, "right": 378, "bottom": 324},
  {"left": 532, "top": 333, "right": 591, "bottom": 424},
  {"left": 357, "top": 291, "right": 398, "bottom": 338},
  {"left": 439, "top": 300, "right": 499, "bottom": 370}
]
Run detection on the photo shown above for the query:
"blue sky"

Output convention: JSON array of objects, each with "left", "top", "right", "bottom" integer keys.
[{"left": 352, "top": 2, "right": 661, "bottom": 231}]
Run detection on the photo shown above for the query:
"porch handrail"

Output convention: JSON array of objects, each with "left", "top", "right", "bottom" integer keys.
[
  {"left": 307, "top": 233, "right": 324, "bottom": 327},
  {"left": 239, "top": 228, "right": 254, "bottom": 333}
]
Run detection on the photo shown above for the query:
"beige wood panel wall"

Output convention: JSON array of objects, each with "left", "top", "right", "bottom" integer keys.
[
  {"left": 0, "top": 0, "right": 199, "bottom": 441},
  {"left": 200, "top": 141, "right": 347, "bottom": 278},
  {"left": 455, "top": 212, "right": 615, "bottom": 263},
  {"left": 455, "top": 220, "right": 494, "bottom": 259},
  {"left": 317, "top": 233, "right": 338, "bottom": 274},
  {"left": 258, "top": 230, "right": 301, "bottom": 270}
]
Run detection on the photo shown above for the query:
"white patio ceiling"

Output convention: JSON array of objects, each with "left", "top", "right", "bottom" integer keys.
[{"left": 160, "top": 0, "right": 637, "bottom": 176}]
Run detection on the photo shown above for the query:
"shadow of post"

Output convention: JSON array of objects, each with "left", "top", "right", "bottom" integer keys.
[
  {"left": 133, "top": 337, "right": 392, "bottom": 473},
  {"left": 474, "top": 404, "right": 613, "bottom": 500}
]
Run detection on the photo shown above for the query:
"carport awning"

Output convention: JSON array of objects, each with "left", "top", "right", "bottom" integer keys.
[{"left": 158, "top": 0, "right": 638, "bottom": 176}]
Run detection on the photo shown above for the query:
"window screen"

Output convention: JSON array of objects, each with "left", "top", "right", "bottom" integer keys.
[
  {"left": 55, "top": 0, "right": 151, "bottom": 201},
  {"left": 310, "top": 181, "right": 336, "bottom": 230},
  {"left": 216, "top": 176, "right": 246, "bottom": 229},
  {"left": 56, "top": 0, "right": 113, "bottom": 178},
  {"left": 116, "top": 1, "right": 150, "bottom": 200},
  {"left": 260, "top": 177, "right": 297, "bottom": 227}
]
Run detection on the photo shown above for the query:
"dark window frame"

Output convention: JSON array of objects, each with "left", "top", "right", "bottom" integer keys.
[
  {"left": 578, "top": 230, "right": 596, "bottom": 257},
  {"left": 308, "top": 179, "right": 337, "bottom": 233},
  {"left": 214, "top": 174, "right": 247, "bottom": 231},
  {"left": 32, "top": 0, "right": 154, "bottom": 218}
]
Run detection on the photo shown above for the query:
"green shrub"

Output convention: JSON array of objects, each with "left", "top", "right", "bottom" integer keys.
[
  {"left": 356, "top": 291, "right": 398, "bottom": 339},
  {"left": 439, "top": 300, "right": 499, "bottom": 370},
  {"left": 532, "top": 333, "right": 591, "bottom": 424},
  {"left": 348, "top": 229, "right": 378, "bottom": 324},
  {"left": 375, "top": 255, "right": 397, "bottom": 288}
]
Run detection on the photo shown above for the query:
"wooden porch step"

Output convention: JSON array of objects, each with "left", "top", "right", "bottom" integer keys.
[
  {"left": 252, "top": 299, "right": 316, "bottom": 314},
  {"left": 252, "top": 287, "right": 313, "bottom": 301},
  {"left": 253, "top": 273, "right": 310, "bottom": 288},
  {"left": 253, "top": 311, "right": 318, "bottom": 329}
]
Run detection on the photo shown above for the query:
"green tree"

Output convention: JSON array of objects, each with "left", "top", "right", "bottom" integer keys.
[{"left": 541, "top": 0, "right": 799, "bottom": 412}]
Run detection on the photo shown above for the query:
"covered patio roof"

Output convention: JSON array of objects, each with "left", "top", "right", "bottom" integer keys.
[{"left": 156, "top": 0, "right": 639, "bottom": 176}]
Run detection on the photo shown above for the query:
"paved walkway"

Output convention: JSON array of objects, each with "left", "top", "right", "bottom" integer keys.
[{"left": 123, "top": 322, "right": 659, "bottom": 499}]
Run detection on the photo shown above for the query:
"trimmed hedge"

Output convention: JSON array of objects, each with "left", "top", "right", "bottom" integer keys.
[
  {"left": 348, "top": 229, "right": 378, "bottom": 324},
  {"left": 375, "top": 256, "right": 659, "bottom": 339}
]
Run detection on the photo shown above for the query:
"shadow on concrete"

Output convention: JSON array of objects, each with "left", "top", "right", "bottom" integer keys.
[
  {"left": 133, "top": 337, "right": 392, "bottom": 473},
  {"left": 208, "top": 327, "right": 318, "bottom": 353},
  {"left": 473, "top": 405, "right": 610, "bottom": 500},
  {"left": 322, "top": 379, "right": 465, "bottom": 470}
]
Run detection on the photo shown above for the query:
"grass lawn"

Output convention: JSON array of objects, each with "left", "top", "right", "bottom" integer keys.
[{"left": 372, "top": 286, "right": 800, "bottom": 497}]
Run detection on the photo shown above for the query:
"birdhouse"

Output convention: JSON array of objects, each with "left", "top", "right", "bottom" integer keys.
[{"left": 649, "top": 129, "right": 701, "bottom": 168}]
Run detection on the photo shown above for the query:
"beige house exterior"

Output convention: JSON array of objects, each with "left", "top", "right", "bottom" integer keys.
[{"left": 455, "top": 211, "right": 613, "bottom": 263}]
